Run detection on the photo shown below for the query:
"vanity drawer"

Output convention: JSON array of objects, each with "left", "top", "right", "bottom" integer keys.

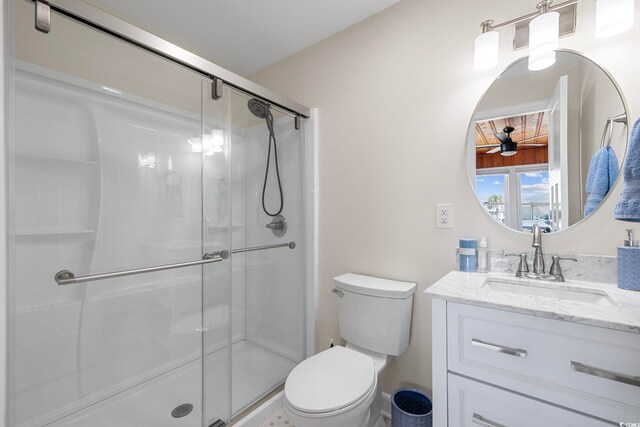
[
  {"left": 447, "top": 302, "right": 640, "bottom": 412},
  {"left": 448, "top": 373, "right": 613, "bottom": 427}
]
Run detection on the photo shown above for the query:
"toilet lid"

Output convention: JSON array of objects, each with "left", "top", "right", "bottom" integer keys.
[{"left": 285, "top": 346, "right": 375, "bottom": 414}]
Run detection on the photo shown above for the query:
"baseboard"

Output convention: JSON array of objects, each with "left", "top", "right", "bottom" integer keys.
[
  {"left": 381, "top": 392, "right": 392, "bottom": 419},
  {"left": 230, "top": 391, "right": 283, "bottom": 427}
]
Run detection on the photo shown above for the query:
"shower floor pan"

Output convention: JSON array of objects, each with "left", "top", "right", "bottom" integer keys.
[{"left": 48, "top": 340, "right": 296, "bottom": 427}]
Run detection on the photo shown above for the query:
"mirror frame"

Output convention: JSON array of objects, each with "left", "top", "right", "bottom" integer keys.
[{"left": 466, "top": 49, "right": 630, "bottom": 235}]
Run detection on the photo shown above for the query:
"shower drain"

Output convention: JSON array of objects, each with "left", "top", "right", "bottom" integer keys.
[{"left": 171, "top": 403, "right": 194, "bottom": 418}]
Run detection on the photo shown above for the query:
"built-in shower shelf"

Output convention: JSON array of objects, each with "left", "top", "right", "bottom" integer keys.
[
  {"left": 15, "top": 299, "right": 81, "bottom": 314},
  {"left": 16, "top": 154, "right": 98, "bottom": 168},
  {"left": 208, "top": 225, "right": 244, "bottom": 231},
  {"left": 15, "top": 229, "right": 94, "bottom": 237}
]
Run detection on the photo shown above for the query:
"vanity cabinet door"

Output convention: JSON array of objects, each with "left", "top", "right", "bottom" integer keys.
[
  {"left": 447, "top": 302, "right": 640, "bottom": 413},
  {"left": 448, "top": 373, "right": 613, "bottom": 427}
]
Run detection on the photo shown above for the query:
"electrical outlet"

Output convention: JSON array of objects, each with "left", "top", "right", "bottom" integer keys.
[{"left": 436, "top": 203, "right": 453, "bottom": 228}]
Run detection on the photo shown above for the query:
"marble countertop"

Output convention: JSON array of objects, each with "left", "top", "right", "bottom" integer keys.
[{"left": 425, "top": 271, "right": 640, "bottom": 334}]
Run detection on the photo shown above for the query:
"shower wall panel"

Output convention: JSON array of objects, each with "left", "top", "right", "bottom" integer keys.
[
  {"left": 11, "top": 62, "right": 216, "bottom": 427},
  {"left": 244, "top": 118, "right": 305, "bottom": 363},
  {"left": 11, "top": 2, "right": 231, "bottom": 426}
]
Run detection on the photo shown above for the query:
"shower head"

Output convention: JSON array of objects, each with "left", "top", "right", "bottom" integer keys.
[{"left": 248, "top": 98, "right": 271, "bottom": 119}]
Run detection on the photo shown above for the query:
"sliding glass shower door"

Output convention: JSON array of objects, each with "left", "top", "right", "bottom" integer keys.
[
  {"left": 10, "top": 1, "right": 231, "bottom": 425},
  {"left": 10, "top": 1, "right": 308, "bottom": 426},
  {"left": 221, "top": 89, "right": 306, "bottom": 417}
]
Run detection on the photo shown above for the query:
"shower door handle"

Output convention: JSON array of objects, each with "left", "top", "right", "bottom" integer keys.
[
  {"left": 54, "top": 252, "right": 228, "bottom": 285},
  {"left": 55, "top": 242, "right": 298, "bottom": 285}
]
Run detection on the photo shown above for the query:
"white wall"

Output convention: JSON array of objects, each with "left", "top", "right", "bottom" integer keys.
[
  {"left": 580, "top": 60, "right": 628, "bottom": 207},
  {"left": 250, "top": 0, "right": 640, "bottom": 395}
]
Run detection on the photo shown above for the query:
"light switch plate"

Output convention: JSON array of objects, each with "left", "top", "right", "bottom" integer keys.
[{"left": 436, "top": 203, "right": 453, "bottom": 228}]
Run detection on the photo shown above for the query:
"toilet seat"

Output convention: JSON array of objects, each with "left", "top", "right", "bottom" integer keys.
[{"left": 284, "top": 346, "right": 376, "bottom": 415}]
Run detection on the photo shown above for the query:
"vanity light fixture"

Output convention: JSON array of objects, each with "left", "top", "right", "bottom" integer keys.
[
  {"left": 528, "top": 1, "right": 560, "bottom": 70},
  {"left": 596, "top": 0, "right": 635, "bottom": 38},
  {"left": 474, "top": 0, "right": 635, "bottom": 71},
  {"left": 474, "top": 21, "right": 500, "bottom": 71}
]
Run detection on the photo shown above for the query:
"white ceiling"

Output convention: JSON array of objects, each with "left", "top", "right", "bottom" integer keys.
[{"left": 87, "top": 0, "right": 403, "bottom": 76}]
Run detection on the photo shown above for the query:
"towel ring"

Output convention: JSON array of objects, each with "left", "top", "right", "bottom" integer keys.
[
  {"left": 600, "top": 113, "right": 628, "bottom": 149},
  {"left": 600, "top": 120, "right": 611, "bottom": 149}
]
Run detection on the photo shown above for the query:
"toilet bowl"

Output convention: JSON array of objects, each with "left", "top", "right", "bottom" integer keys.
[
  {"left": 284, "top": 345, "right": 385, "bottom": 427},
  {"left": 284, "top": 273, "right": 416, "bottom": 427}
]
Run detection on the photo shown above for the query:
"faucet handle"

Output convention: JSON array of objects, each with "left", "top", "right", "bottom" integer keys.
[
  {"left": 506, "top": 253, "right": 529, "bottom": 277},
  {"left": 549, "top": 255, "right": 577, "bottom": 282}
]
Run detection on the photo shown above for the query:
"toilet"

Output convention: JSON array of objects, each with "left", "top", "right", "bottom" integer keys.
[{"left": 284, "top": 273, "right": 416, "bottom": 427}]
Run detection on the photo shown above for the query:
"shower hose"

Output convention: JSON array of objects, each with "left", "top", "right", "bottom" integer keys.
[{"left": 262, "top": 109, "right": 284, "bottom": 217}]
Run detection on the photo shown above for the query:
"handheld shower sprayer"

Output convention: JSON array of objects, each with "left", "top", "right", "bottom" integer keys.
[{"left": 248, "top": 98, "right": 284, "bottom": 218}]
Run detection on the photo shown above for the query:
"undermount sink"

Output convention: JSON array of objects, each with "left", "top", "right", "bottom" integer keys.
[{"left": 481, "top": 277, "right": 617, "bottom": 307}]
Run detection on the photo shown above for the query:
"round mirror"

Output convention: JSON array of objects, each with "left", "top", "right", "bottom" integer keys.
[{"left": 467, "top": 50, "right": 628, "bottom": 234}]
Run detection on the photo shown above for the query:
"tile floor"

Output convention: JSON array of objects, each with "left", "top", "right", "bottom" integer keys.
[
  {"left": 259, "top": 409, "right": 292, "bottom": 427},
  {"left": 258, "top": 409, "right": 392, "bottom": 427}
]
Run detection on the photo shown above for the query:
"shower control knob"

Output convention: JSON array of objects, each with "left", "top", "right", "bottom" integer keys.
[
  {"left": 266, "top": 215, "right": 287, "bottom": 237},
  {"left": 266, "top": 222, "right": 284, "bottom": 231}
]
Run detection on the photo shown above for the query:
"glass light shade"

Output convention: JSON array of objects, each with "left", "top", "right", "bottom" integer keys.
[
  {"left": 529, "top": 48, "right": 557, "bottom": 71},
  {"left": 474, "top": 31, "right": 500, "bottom": 71},
  {"left": 596, "top": 0, "right": 635, "bottom": 38},
  {"left": 528, "top": 11, "right": 559, "bottom": 71},
  {"left": 500, "top": 150, "right": 517, "bottom": 157}
]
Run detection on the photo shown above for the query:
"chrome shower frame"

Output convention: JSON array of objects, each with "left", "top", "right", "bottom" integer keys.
[{"left": 29, "top": 0, "right": 310, "bottom": 119}]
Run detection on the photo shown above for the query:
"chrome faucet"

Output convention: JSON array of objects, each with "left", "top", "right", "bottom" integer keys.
[{"left": 531, "top": 223, "right": 545, "bottom": 275}]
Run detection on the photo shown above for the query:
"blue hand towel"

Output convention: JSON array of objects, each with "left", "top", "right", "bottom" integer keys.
[
  {"left": 614, "top": 118, "right": 640, "bottom": 222},
  {"left": 584, "top": 149, "right": 601, "bottom": 216},
  {"left": 584, "top": 146, "right": 619, "bottom": 217}
]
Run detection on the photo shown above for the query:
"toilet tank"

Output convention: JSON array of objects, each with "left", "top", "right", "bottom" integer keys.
[{"left": 334, "top": 273, "right": 416, "bottom": 356}]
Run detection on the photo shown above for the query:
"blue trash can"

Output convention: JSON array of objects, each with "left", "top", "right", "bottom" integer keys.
[{"left": 391, "top": 388, "right": 433, "bottom": 427}]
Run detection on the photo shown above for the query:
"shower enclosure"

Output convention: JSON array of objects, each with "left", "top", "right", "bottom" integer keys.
[{"left": 7, "top": 1, "right": 312, "bottom": 426}]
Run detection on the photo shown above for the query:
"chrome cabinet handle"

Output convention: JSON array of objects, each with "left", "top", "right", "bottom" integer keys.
[
  {"left": 571, "top": 361, "right": 640, "bottom": 388},
  {"left": 471, "top": 338, "right": 527, "bottom": 358},
  {"left": 472, "top": 413, "right": 507, "bottom": 427}
]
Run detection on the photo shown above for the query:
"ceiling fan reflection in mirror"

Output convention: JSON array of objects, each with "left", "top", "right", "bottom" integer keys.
[{"left": 477, "top": 126, "right": 548, "bottom": 156}]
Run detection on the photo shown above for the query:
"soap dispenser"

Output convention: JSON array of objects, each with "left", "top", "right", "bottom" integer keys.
[
  {"left": 477, "top": 236, "right": 488, "bottom": 273},
  {"left": 618, "top": 228, "right": 640, "bottom": 291}
]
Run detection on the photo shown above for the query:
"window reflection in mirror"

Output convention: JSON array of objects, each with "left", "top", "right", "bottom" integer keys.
[{"left": 467, "top": 51, "right": 628, "bottom": 234}]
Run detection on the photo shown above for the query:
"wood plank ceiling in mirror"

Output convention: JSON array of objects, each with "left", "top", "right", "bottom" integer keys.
[{"left": 476, "top": 112, "right": 549, "bottom": 169}]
